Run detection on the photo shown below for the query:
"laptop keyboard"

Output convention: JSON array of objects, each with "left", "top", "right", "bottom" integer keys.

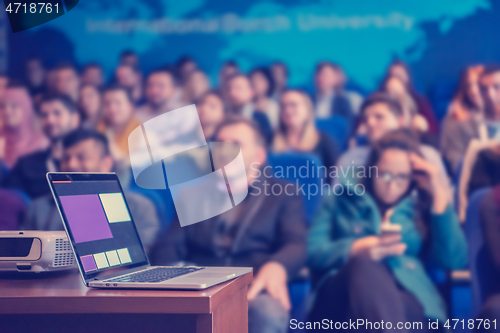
[{"left": 106, "top": 267, "right": 204, "bottom": 283}]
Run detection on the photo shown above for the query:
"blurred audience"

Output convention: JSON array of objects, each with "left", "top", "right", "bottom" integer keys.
[
  {"left": 21, "top": 129, "right": 160, "bottom": 251},
  {"left": 97, "top": 85, "right": 140, "bottom": 169},
  {"left": 136, "top": 68, "right": 182, "bottom": 121},
  {"left": 270, "top": 61, "right": 288, "bottom": 100},
  {"left": 218, "top": 60, "right": 239, "bottom": 101},
  {"left": 120, "top": 50, "right": 140, "bottom": 69},
  {"left": 308, "top": 130, "right": 467, "bottom": 332},
  {"left": 25, "top": 57, "right": 45, "bottom": 98},
  {"left": 53, "top": 63, "right": 80, "bottom": 102},
  {"left": 250, "top": 67, "right": 279, "bottom": 129},
  {"left": 0, "top": 86, "right": 48, "bottom": 168},
  {"left": 78, "top": 84, "right": 102, "bottom": 129},
  {"left": 151, "top": 116, "right": 307, "bottom": 333},
  {"left": 273, "top": 89, "right": 338, "bottom": 182},
  {"left": 440, "top": 66, "right": 484, "bottom": 175},
  {"left": 115, "top": 64, "right": 143, "bottom": 103},
  {"left": 386, "top": 60, "right": 439, "bottom": 135},
  {"left": 184, "top": 70, "right": 210, "bottom": 104},
  {"left": 81, "top": 63, "right": 105, "bottom": 87},
  {"left": 337, "top": 93, "right": 450, "bottom": 199},
  {"left": 477, "top": 185, "right": 500, "bottom": 328},
  {"left": 2, "top": 50, "right": 499, "bottom": 329},
  {"left": 5, "top": 94, "right": 80, "bottom": 198},
  {"left": 196, "top": 90, "right": 226, "bottom": 140},
  {"left": 313, "top": 61, "right": 362, "bottom": 125},
  {"left": 176, "top": 56, "right": 198, "bottom": 85},
  {"left": 467, "top": 66, "right": 500, "bottom": 195},
  {"left": 226, "top": 73, "right": 273, "bottom": 144}
]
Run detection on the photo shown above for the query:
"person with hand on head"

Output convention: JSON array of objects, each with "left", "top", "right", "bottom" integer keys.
[
  {"left": 5, "top": 94, "right": 80, "bottom": 198},
  {"left": 273, "top": 89, "right": 339, "bottom": 183},
  {"left": 150, "top": 116, "right": 307, "bottom": 333},
  {"left": 226, "top": 73, "right": 273, "bottom": 145},
  {"left": 136, "top": 68, "right": 184, "bottom": 122},
  {"left": 337, "top": 93, "right": 451, "bottom": 200},
  {"left": 307, "top": 130, "right": 467, "bottom": 333},
  {"left": 78, "top": 84, "right": 102, "bottom": 129},
  {"left": 196, "top": 90, "right": 226, "bottom": 140},
  {"left": 21, "top": 129, "right": 160, "bottom": 252},
  {"left": 0, "top": 86, "right": 48, "bottom": 169}
]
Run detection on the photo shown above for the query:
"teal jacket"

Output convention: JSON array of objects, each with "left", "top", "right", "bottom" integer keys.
[{"left": 307, "top": 190, "right": 468, "bottom": 322}]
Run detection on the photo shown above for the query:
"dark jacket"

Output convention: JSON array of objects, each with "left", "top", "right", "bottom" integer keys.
[
  {"left": 150, "top": 177, "right": 308, "bottom": 277},
  {"left": 4, "top": 149, "right": 52, "bottom": 199}
]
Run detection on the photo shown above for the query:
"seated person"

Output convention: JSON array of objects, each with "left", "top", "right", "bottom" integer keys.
[
  {"left": 272, "top": 89, "right": 339, "bottom": 183},
  {"left": 21, "top": 129, "right": 160, "bottom": 252},
  {"left": 5, "top": 94, "right": 80, "bottom": 198},
  {"left": 467, "top": 66, "right": 500, "bottom": 195},
  {"left": 440, "top": 66, "right": 484, "bottom": 176},
  {"left": 97, "top": 85, "right": 141, "bottom": 170},
  {"left": 225, "top": 74, "right": 273, "bottom": 145},
  {"left": 477, "top": 185, "right": 500, "bottom": 327},
  {"left": 249, "top": 67, "right": 280, "bottom": 129},
  {"left": 337, "top": 93, "right": 451, "bottom": 199},
  {"left": 308, "top": 130, "right": 467, "bottom": 332},
  {"left": 0, "top": 86, "right": 48, "bottom": 169},
  {"left": 150, "top": 117, "right": 307, "bottom": 333},
  {"left": 196, "top": 90, "right": 226, "bottom": 141},
  {"left": 313, "top": 62, "right": 362, "bottom": 125},
  {"left": 468, "top": 144, "right": 500, "bottom": 196}
]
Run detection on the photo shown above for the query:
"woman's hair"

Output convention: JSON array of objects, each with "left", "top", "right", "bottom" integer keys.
[
  {"left": 274, "top": 89, "right": 318, "bottom": 152},
  {"left": 449, "top": 65, "right": 483, "bottom": 119},
  {"left": 195, "top": 89, "right": 226, "bottom": 113},
  {"left": 364, "top": 129, "right": 430, "bottom": 237},
  {"left": 249, "top": 67, "right": 275, "bottom": 97},
  {"left": 360, "top": 92, "right": 404, "bottom": 118}
]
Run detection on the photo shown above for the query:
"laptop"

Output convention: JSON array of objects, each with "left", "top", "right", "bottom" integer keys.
[{"left": 47, "top": 172, "right": 252, "bottom": 289}]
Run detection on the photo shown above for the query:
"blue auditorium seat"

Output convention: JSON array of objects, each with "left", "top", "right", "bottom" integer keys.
[
  {"left": 267, "top": 152, "right": 325, "bottom": 224},
  {"left": 315, "top": 116, "right": 350, "bottom": 152}
]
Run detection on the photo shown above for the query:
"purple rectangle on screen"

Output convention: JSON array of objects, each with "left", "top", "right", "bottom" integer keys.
[
  {"left": 60, "top": 194, "right": 113, "bottom": 243},
  {"left": 80, "top": 254, "right": 97, "bottom": 272}
]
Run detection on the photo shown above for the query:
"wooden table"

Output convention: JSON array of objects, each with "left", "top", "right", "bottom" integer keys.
[{"left": 0, "top": 270, "right": 253, "bottom": 333}]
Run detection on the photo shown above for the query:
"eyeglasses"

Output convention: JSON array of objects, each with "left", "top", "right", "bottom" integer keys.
[{"left": 377, "top": 171, "right": 412, "bottom": 186}]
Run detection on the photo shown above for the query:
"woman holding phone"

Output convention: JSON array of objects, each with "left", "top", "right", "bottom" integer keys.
[{"left": 307, "top": 130, "right": 467, "bottom": 332}]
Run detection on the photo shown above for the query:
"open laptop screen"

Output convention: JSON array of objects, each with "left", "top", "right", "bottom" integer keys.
[{"left": 47, "top": 173, "right": 149, "bottom": 282}]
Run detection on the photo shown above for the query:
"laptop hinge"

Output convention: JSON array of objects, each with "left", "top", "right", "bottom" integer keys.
[{"left": 91, "top": 264, "right": 151, "bottom": 282}]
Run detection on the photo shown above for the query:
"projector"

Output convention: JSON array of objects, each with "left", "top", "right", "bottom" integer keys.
[{"left": 0, "top": 230, "right": 77, "bottom": 272}]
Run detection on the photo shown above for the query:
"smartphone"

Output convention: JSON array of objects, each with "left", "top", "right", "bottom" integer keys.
[{"left": 380, "top": 223, "right": 402, "bottom": 236}]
